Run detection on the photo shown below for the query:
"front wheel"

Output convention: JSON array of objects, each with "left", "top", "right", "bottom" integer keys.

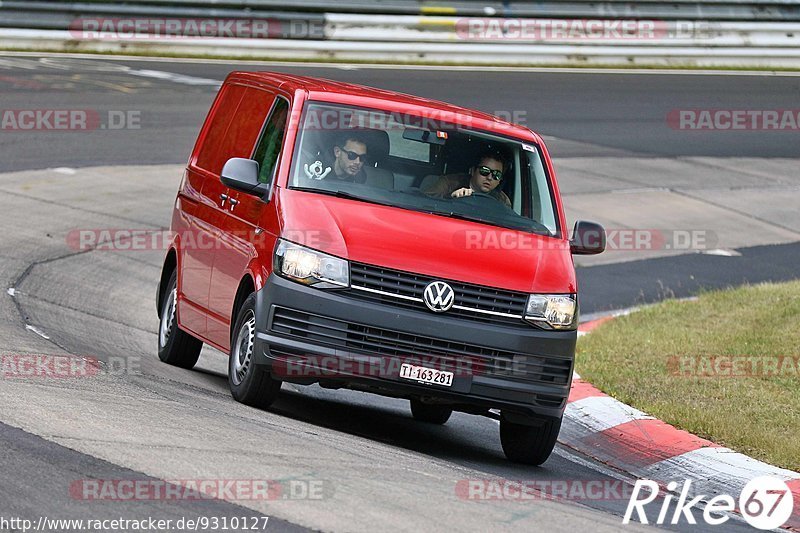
[
  {"left": 228, "top": 293, "right": 281, "bottom": 409},
  {"left": 158, "top": 270, "right": 202, "bottom": 369},
  {"left": 499, "top": 415, "right": 561, "bottom": 465}
]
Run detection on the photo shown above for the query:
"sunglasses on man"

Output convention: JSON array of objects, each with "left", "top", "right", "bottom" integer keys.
[
  {"left": 477, "top": 165, "right": 503, "bottom": 181},
  {"left": 339, "top": 148, "right": 370, "bottom": 163}
]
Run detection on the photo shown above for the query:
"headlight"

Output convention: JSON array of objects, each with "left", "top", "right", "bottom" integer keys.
[
  {"left": 524, "top": 294, "right": 577, "bottom": 330},
  {"left": 273, "top": 239, "right": 349, "bottom": 289}
]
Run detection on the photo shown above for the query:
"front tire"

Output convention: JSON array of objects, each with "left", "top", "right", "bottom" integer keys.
[
  {"left": 499, "top": 415, "right": 561, "bottom": 465},
  {"left": 228, "top": 293, "right": 281, "bottom": 409},
  {"left": 410, "top": 399, "right": 452, "bottom": 424},
  {"left": 158, "top": 270, "right": 202, "bottom": 369}
]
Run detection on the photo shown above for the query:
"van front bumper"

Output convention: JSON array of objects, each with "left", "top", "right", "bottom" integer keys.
[{"left": 253, "top": 274, "right": 576, "bottom": 422}]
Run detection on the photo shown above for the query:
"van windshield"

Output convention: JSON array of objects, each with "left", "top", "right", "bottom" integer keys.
[{"left": 289, "top": 102, "right": 559, "bottom": 236}]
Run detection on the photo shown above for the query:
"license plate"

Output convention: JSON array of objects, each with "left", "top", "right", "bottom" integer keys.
[{"left": 399, "top": 363, "right": 453, "bottom": 387}]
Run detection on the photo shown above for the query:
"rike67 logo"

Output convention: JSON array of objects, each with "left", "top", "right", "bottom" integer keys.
[{"left": 623, "top": 477, "right": 795, "bottom": 530}]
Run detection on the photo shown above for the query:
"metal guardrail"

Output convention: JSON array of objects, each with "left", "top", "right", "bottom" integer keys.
[
  {"left": 1, "top": 0, "right": 799, "bottom": 21},
  {"left": 0, "top": 2, "right": 326, "bottom": 38},
  {"left": 3, "top": 28, "right": 800, "bottom": 67},
  {"left": 1, "top": 1, "right": 799, "bottom": 66},
  {"left": 326, "top": 15, "right": 800, "bottom": 47},
  {"left": 2, "top": 4, "right": 799, "bottom": 45},
  {"left": 42, "top": 0, "right": 800, "bottom": 7}
]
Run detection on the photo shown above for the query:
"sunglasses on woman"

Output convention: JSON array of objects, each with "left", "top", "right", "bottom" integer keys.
[{"left": 477, "top": 166, "right": 503, "bottom": 181}]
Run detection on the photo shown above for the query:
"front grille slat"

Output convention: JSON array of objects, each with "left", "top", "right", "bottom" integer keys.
[
  {"left": 271, "top": 307, "right": 571, "bottom": 386},
  {"left": 346, "top": 262, "right": 530, "bottom": 327},
  {"left": 276, "top": 313, "right": 478, "bottom": 366},
  {"left": 276, "top": 310, "right": 492, "bottom": 364}
]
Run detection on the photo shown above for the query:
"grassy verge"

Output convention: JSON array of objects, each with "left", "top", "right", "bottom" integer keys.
[
  {"left": 3, "top": 47, "right": 800, "bottom": 72},
  {"left": 577, "top": 281, "right": 800, "bottom": 471}
]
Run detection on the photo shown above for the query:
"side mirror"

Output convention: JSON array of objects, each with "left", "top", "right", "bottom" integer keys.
[
  {"left": 221, "top": 158, "right": 265, "bottom": 196},
  {"left": 570, "top": 220, "right": 606, "bottom": 255}
]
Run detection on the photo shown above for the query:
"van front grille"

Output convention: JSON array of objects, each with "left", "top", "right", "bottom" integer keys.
[
  {"left": 343, "top": 262, "right": 530, "bottom": 327},
  {"left": 270, "top": 306, "right": 572, "bottom": 387}
]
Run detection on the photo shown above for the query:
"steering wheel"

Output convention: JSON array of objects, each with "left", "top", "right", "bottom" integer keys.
[
  {"left": 468, "top": 191, "right": 493, "bottom": 199},
  {"left": 454, "top": 190, "right": 514, "bottom": 216},
  {"left": 455, "top": 191, "right": 495, "bottom": 201}
]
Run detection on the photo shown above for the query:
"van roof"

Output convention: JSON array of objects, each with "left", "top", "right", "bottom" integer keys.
[{"left": 226, "top": 71, "right": 539, "bottom": 141}]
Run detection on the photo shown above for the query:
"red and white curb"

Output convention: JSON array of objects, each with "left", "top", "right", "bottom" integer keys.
[{"left": 563, "top": 315, "right": 800, "bottom": 530}]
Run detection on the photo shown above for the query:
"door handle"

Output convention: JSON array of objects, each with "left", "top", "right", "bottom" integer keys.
[
  {"left": 228, "top": 198, "right": 239, "bottom": 211},
  {"left": 220, "top": 193, "right": 228, "bottom": 207}
]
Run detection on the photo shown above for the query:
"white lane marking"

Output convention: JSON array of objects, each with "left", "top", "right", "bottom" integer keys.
[
  {"left": 611, "top": 307, "right": 638, "bottom": 318},
  {"left": 25, "top": 325, "right": 50, "bottom": 340},
  {"left": 51, "top": 167, "right": 77, "bottom": 175},
  {"left": 581, "top": 297, "right": 699, "bottom": 326},
  {"left": 565, "top": 395, "right": 654, "bottom": 433},
  {"left": 0, "top": 57, "right": 44, "bottom": 70},
  {"left": 553, "top": 446, "right": 641, "bottom": 485},
  {"left": 573, "top": 371, "right": 581, "bottom": 379},
  {"left": 127, "top": 69, "right": 221, "bottom": 87},
  {"left": 0, "top": 55, "right": 221, "bottom": 87},
  {"left": 611, "top": 187, "right": 671, "bottom": 194},
  {"left": 7, "top": 288, "right": 16, "bottom": 297},
  {"left": 580, "top": 309, "right": 631, "bottom": 325},
  {"left": 702, "top": 248, "right": 742, "bottom": 256},
  {"left": 37, "top": 56, "right": 130, "bottom": 72},
  {"left": 5, "top": 51, "right": 800, "bottom": 77}
]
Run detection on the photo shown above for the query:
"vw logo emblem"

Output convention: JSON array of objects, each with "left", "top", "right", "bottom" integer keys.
[{"left": 423, "top": 281, "right": 455, "bottom": 313}]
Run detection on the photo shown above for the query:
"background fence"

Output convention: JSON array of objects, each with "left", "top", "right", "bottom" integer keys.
[{"left": 2, "top": 0, "right": 799, "bottom": 66}]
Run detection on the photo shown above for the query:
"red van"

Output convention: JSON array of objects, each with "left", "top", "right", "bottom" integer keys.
[{"left": 156, "top": 72, "right": 605, "bottom": 465}]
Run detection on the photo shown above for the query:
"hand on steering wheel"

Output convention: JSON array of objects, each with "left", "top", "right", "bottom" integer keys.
[{"left": 451, "top": 187, "right": 493, "bottom": 200}]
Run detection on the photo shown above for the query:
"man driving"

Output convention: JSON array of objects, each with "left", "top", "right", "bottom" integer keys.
[{"left": 423, "top": 149, "right": 512, "bottom": 208}]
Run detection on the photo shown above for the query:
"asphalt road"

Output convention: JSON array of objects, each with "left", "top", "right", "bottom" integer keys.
[
  {"left": 0, "top": 53, "right": 797, "bottom": 532},
  {"left": 1, "top": 54, "right": 800, "bottom": 174}
]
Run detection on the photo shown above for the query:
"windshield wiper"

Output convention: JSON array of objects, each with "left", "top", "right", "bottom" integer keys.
[
  {"left": 428, "top": 209, "right": 550, "bottom": 234},
  {"left": 427, "top": 210, "right": 496, "bottom": 226},
  {"left": 291, "top": 187, "right": 394, "bottom": 208}
]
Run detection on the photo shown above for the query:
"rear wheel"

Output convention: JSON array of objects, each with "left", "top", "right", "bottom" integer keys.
[
  {"left": 499, "top": 415, "right": 561, "bottom": 465},
  {"left": 228, "top": 293, "right": 281, "bottom": 409},
  {"left": 158, "top": 270, "right": 202, "bottom": 369},
  {"left": 410, "top": 399, "right": 452, "bottom": 424}
]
